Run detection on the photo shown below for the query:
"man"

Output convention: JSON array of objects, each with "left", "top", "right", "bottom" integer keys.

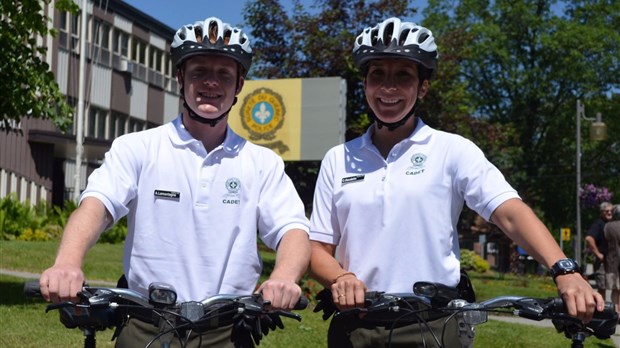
[
  {"left": 39, "top": 17, "right": 310, "bottom": 347},
  {"left": 586, "top": 201, "right": 614, "bottom": 297}
]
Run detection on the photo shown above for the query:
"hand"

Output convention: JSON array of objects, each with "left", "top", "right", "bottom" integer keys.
[
  {"left": 555, "top": 272, "right": 605, "bottom": 323},
  {"left": 256, "top": 278, "right": 302, "bottom": 310},
  {"left": 331, "top": 273, "right": 367, "bottom": 310},
  {"left": 39, "top": 264, "right": 85, "bottom": 303}
]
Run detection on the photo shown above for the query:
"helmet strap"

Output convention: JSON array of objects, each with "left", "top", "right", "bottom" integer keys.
[{"left": 370, "top": 99, "right": 420, "bottom": 131}]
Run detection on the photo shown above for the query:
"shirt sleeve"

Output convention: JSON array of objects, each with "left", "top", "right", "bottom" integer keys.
[
  {"left": 80, "top": 134, "right": 142, "bottom": 224},
  {"left": 309, "top": 147, "right": 339, "bottom": 244},
  {"left": 256, "top": 150, "right": 309, "bottom": 250},
  {"left": 453, "top": 138, "right": 520, "bottom": 221}
]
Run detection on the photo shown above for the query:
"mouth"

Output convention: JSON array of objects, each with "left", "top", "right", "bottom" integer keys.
[
  {"left": 377, "top": 97, "right": 402, "bottom": 105},
  {"left": 196, "top": 91, "right": 222, "bottom": 101}
]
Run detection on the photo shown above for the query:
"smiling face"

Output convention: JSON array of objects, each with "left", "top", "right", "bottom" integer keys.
[
  {"left": 363, "top": 58, "right": 429, "bottom": 124},
  {"left": 180, "top": 54, "right": 243, "bottom": 120}
]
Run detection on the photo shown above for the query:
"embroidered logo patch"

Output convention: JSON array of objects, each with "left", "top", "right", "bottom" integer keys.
[
  {"left": 410, "top": 153, "right": 427, "bottom": 168},
  {"left": 223, "top": 178, "right": 241, "bottom": 205},
  {"left": 406, "top": 153, "right": 427, "bottom": 176}
]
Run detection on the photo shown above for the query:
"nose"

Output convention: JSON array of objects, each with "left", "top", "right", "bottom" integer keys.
[{"left": 202, "top": 72, "right": 218, "bottom": 86}]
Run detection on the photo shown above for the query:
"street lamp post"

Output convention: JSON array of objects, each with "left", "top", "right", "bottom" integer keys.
[{"left": 575, "top": 100, "right": 607, "bottom": 266}]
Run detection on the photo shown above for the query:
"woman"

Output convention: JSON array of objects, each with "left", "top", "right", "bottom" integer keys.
[{"left": 308, "top": 17, "right": 603, "bottom": 347}]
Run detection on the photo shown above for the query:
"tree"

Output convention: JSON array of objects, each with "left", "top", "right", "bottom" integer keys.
[
  {"left": 423, "top": 0, "right": 620, "bottom": 235},
  {"left": 0, "top": 0, "right": 77, "bottom": 132},
  {"left": 244, "top": 0, "right": 418, "bottom": 139}
]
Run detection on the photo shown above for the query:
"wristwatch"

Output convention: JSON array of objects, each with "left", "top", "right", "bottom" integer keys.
[{"left": 549, "top": 258, "right": 581, "bottom": 281}]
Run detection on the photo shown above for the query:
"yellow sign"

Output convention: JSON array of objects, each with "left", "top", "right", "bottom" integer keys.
[
  {"left": 229, "top": 79, "right": 302, "bottom": 160},
  {"left": 561, "top": 228, "right": 571, "bottom": 241}
]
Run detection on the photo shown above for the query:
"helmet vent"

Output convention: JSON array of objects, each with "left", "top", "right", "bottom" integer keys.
[{"left": 383, "top": 22, "right": 395, "bottom": 43}]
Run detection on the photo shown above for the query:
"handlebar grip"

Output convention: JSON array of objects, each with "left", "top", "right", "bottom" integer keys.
[
  {"left": 294, "top": 296, "right": 309, "bottom": 310},
  {"left": 24, "top": 280, "right": 42, "bottom": 298},
  {"left": 547, "top": 297, "right": 617, "bottom": 320}
]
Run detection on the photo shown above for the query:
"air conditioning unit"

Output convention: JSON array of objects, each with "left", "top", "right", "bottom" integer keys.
[{"left": 119, "top": 59, "right": 133, "bottom": 73}]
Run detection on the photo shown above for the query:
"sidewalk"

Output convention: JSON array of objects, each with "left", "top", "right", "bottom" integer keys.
[
  {"left": 0, "top": 268, "right": 116, "bottom": 286},
  {"left": 490, "top": 314, "right": 620, "bottom": 347}
]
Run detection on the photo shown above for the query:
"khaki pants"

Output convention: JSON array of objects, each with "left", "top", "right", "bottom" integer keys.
[
  {"left": 327, "top": 315, "right": 463, "bottom": 348},
  {"left": 114, "top": 317, "right": 239, "bottom": 348}
]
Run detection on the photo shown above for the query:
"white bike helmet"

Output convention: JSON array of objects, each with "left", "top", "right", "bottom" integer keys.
[
  {"left": 171, "top": 17, "right": 252, "bottom": 77},
  {"left": 353, "top": 17, "right": 438, "bottom": 79}
]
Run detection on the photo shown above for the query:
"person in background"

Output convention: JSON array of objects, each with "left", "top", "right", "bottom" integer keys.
[
  {"left": 585, "top": 201, "right": 614, "bottom": 297},
  {"left": 604, "top": 204, "right": 620, "bottom": 316},
  {"left": 38, "top": 17, "right": 311, "bottom": 347},
  {"left": 308, "top": 17, "right": 605, "bottom": 347}
]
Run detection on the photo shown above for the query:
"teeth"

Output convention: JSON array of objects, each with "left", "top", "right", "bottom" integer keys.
[{"left": 380, "top": 98, "right": 399, "bottom": 104}]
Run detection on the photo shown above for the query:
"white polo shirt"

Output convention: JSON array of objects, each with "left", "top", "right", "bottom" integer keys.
[
  {"left": 310, "top": 119, "right": 519, "bottom": 292},
  {"left": 82, "top": 115, "right": 309, "bottom": 302}
]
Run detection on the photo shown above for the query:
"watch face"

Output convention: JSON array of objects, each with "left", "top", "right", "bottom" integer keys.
[{"left": 558, "top": 259, "right": 575, "bottom": 270}]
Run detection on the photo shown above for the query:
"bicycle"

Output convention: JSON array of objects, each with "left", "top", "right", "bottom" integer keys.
[
  {"left": 24, "top": 280, "right": 308, "bottom": 348},
  {"left": 313, "top": 281, "right": 618, "bottom": 348}
]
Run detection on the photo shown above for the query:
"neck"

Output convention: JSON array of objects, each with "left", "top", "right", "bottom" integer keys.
[
  {"left": 182, "top": 112, "right": 228, "bottom": 152},
  {"left": 372, "top": 117, "right": 418, "bottom": 158}
]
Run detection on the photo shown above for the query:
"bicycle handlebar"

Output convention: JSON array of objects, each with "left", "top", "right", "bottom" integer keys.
[
  {"left": 314, "top": 281, "right": 618, "bottom": 347},
  {"left": 24, "top": 280, "right": 308, "bottom": 348}
]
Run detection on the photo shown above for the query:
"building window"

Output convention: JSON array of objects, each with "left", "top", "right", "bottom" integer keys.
[
  {"left": 57, "top": 10, "right": 80, "bottom": 52},
  {"left": 113, "top": 29, "right": 129, "bottom": 57},
  {"left": 128, "top": 117, "right": 145, "bottom": 134},
  {"left": 132, "top": 39, "right": 147, "bottom": 65},
  {"left": 92, "top": 19, "right": 111, "bottom": 66},
  {"left": 87, "top": 107, "right": 108, "bottom": 139},
  {"left": 111, "top": 112, "right": 127, "bottom": 138},
  {"left": 150, "top": 47, "right": 163, "bottom": 72}
]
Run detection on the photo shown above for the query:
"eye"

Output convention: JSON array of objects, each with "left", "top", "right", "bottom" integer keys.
[{"left": 368, "top": 67, "right": 385, "bottom": 77}]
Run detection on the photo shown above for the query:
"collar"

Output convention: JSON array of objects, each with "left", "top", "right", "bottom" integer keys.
[
  {"left": 167, "top": 113, "right": 244, "bottom": 155},
  {"left": 359, "top": 118, "right": 433, "bottom": 149}
]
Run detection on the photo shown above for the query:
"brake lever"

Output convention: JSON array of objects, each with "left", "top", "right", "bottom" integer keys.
[{"left": 272, "top": 310, "right": 302, "bottom": 321}]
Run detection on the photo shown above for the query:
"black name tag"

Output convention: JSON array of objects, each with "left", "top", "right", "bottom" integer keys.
[
  {"left": 154, "top": 190, "right": 180, "bottom": 199},
  {"left": 341, "top": 175, "right": 365, "bottom": 184}
]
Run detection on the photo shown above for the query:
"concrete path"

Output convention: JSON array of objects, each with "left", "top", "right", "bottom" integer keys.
[
  {"left": 0, "top": 268, "right": 116, "bottom": 286},
  {"left": 490, "top": 314, "right": 620, "bottom": 347}
]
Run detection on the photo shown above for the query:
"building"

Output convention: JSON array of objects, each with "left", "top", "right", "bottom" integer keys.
[{"left": 0, "top": 0, "right": 181, "bottom": 207}]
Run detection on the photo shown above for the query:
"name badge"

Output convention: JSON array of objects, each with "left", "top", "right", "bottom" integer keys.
[
  {"left": 341, "top": 175, "right": 365, "bottom": 184},
  {"left": 154, "top": 190, "right": 180, "bottom": 199}
]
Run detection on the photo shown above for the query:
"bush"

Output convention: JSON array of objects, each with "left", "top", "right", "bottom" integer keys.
[
  {"left": 461, "top": 249, "right": 490, "bottom": 273},
  {"left": 0, "top": 195, "right": 126, "bottom": 244},
  {"left": 1, "top": 194, "right": 48, "bottom": 240},
  {"left": 98, "top": 217, "right": 128, "bottom": 244}
]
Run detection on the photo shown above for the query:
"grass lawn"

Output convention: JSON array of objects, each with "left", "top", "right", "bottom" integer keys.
[{"left": 0, "top": 240, "right": 616, "bottom": 347}]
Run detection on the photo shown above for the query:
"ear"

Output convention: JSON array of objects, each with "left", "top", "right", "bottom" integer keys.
[
  {"left": 418, "top": 79, "right": 430, "bottom": 99},
  {"left": 236, "top": 76, "right": 245, "bottom": 95},
  {"left": 176, "top": 68, "right": 184, "bottom": 86}
]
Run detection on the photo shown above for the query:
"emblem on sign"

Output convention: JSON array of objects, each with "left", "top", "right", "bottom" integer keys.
[{"left": 240, "top": 88, "right": 285, "bottom": 141}]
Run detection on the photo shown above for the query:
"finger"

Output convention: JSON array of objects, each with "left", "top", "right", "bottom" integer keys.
[
  {"left": 260, "top": 286, "right": 276, "bottom": 307},
  {"left": 562, "top": 292, "right": 577, "bottom": 318},
  {"left": 595, "top": 291, "right": 606, "bottom": 311},
  {"left": 331, "top": 283, "right": 343, "bottom": 304},
  {"left": 39, "top": 274, "right": 50, "bottom": 302},
  {"left": 353, "top": 283, "right": 366, "bottom": 307},
  {"left": 70, "top": 279, "right": 83, "bottom": 303}
]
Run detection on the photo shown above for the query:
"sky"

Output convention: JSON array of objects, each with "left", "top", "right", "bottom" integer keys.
[{"left": 123, "top": 0, "right": 426, "bottom": 32}]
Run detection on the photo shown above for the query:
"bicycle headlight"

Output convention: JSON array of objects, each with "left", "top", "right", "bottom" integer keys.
[
  {"left": 413, "top": 282, "right": 438, "bottom": 298},
  {"left": 148, "top": 282, "right": 177, "bottom": 306}
]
